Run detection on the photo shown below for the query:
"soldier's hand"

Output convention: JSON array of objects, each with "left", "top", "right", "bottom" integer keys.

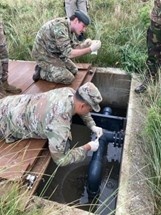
[
  {"left": 81, "top": 38, "right": 93, "bottom": 48},
  {"left": 88, "top": 139, "right": 99, "bottom": 151},
  {"left": 91, "top": 125, "right": 103, "bottom": 138},
  {"left": 90, "top": 40, "right": 101, "bottom": 52}
]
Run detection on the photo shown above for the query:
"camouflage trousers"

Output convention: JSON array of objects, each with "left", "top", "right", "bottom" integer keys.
[
  {"left": 64, "top": 0, "right": 88, "bottom": 17},
  {"left": 0, "top": 22, "right": 8, "bottom": 82},
  {"left": 0, "top": 55, "right": 8, "bottom": 82},
  {"left": 146, "top": 21, "right": 161, "bottom": 77},
  {"left": 36, "top": 56, "right": 78, "bottom": 84}
]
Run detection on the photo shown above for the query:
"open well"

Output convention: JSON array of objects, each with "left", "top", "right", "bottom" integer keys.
[
  {"left": 35, "top": 67, "right": 131, "bottom": 214},
  {"left": 0, "top": 62, "right": 137, "bottom": 214}
]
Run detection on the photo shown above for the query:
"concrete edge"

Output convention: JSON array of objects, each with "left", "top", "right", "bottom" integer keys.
[
  {"left": 115, "top": 74, "right": 135, "bottom": 215},
  {"left": 115, "top": 73, "right": 154, "bottom": 215}
]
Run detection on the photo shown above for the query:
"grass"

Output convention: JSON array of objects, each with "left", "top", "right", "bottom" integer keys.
[
  {"left": 0, "top": 181, "right": 43, "bottom": 215},
  {"left": 1, "top": 0, "right": 161, "bottom": 214},
  {"left": 0, "top": 0, "right": 149, "bottom": 71},
  {"left": 141, "top": 82, "right": 161, "bottom": 213}
]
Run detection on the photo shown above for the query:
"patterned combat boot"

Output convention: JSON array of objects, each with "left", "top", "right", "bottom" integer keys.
[
  {"left": 33, "top": 65, "right": 41, "bottom": 82},
  {"left": 135, "top": 62, "right": 158, "bottom": 94},
  {"left": 2, "top": 80, "right": 22, "bottom": 94},
  {"left": 0, "top": 82, "right": 7, "bottom": 99},
  {"left": 2, "top": 61, "right": 22, "bottom": 94},
  {"left": 134, "top": 77, "right": 149, "bottom": 94}
]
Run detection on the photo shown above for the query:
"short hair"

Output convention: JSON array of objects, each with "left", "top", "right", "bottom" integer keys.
[{"left": 70, "top": 15, "right": 76, "bottom": 21}]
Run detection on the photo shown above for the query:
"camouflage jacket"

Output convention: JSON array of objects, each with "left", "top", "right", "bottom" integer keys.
[
  {"left": 151, "top": 0, "right": 161, "bottom": 24},
  {"left": 0, "top": 88, "right": 96, "bottom": 166},
  {"left": 32, "top": 17, "right": 79, "bottom": 61}
]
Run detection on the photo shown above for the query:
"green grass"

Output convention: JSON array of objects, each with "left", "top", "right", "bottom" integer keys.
[
  {"left": 142, "top": 85, "right": 161, "bottom": 213},
  {"left": 0, "top": 0, "right": 150, "bottom": 72},
  {"left": 0, "top": 182, "right": 42, "bottom": 215}
]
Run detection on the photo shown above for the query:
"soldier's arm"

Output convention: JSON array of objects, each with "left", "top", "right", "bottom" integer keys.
[
  {"left": 54, "top": 22, "right": 73, "bottom": 57},
  {"left": 53, "top": 140, "right": 99, "bottom": 166},
  {"left": 52, "top": 146, "right": 89, "bottom": 166},
  {"left": 80, "top": 112, "right": 96, "bottom": 129},
  {"left": 54, "top": 22, "right": 93, "bottom": 58},
  {"left": 68, "top": 47, "right": 91, "bottom": 58},
  {"left": 46, "top": 123, "right": 90, "bottom": 166}
]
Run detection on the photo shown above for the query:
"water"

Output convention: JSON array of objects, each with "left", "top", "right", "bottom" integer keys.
[
  {"left": 36, "top": 158, "right": 120, "bottom": 214},
  {"left": 61, "top": 160, "right": 120, "bottom": 215}
]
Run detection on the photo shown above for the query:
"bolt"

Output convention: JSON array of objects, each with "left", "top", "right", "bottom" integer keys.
[{"left": 89, "top": 70, "right": 93, "bottom": 75}]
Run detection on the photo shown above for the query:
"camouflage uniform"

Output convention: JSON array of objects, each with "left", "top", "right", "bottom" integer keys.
[
  {"left": 32, "top": 18, "right": 79, "bottom": 84},
  {"left": 0, "top": 20, "right": 9, "bottom": 83},
  {"left": 0, "top": 18, "right": 21, "bottom": 96},
  {"left": 146, "top": 0, "right": 161, "bottom": 77},
  {"left": 64, "top": 0, "right": 89, "bottom": 17},
  {"left": 0, "top": 87, "right": 96, "bottom": 166},
  {"left": 135, "top": 0, "right": 161, "bottom": 93}
]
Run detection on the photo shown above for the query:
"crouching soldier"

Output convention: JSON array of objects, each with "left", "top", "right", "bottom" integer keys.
[{"left": 32, "top": 10, "right": 101, "bottom": 84}]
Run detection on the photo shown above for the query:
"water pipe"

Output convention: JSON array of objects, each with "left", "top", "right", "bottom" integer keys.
[{"left": 87, "top": 129, "right": 124, "bottom": 199}]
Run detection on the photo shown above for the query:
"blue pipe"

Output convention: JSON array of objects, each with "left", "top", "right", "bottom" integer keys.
[{"left": 87, "top": 130, "right": 124, "bottom": 199}]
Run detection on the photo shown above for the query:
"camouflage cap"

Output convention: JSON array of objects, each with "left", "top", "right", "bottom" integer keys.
[
  {"left": 74, "top": 10, "right": 91, "bottom": 26},
  {"left": 78, "top": 82, "right": 102, "bottom": 112}
]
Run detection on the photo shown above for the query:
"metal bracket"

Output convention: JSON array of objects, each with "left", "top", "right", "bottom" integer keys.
[{"left": 25, "top": 174, "right": 37, "bottom": 189}]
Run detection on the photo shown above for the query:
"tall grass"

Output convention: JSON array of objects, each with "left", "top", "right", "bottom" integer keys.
[
  {"left": 0, "top": 182, "right": 42, "bottom": 215},
  {"left": 0, "top": 0, "right": 151, "bottom": 72},
  {"left": 141, "top": 80, "right": 161, "bottom": 213}
]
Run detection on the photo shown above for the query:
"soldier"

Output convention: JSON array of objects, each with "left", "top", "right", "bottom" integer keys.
[
  {"left": 32, "top": 10, "right": 101, "bottom": 84},
  {"left": 135, "top": 0, "right": 161, "bottom": 93},
  {"left": 0, "top": 82, "right": 103, "bottom": 166},
  {"left": 0, "top": 19, "right": 22, "bottom": 98},
  {"left": 64, "top": 0, "right": 89, "bottom": 18}
]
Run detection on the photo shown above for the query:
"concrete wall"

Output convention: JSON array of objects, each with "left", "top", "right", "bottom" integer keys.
[
  {"left": 115, "top": 74, "right": 154, "bottom": 215},
  {"left": 92, "top": 67, "right": 131, "bottom": 109}
]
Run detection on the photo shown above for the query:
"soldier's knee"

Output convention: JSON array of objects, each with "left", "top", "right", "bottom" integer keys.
[
  {"left": 65, "top": 59, "right": 78, "bottom": 75},
  {"left": 55, "top": 73, "right": 75, "bottom": 84},
  {"left": 40, "top": 64, "right": 76, "bottom": 84}
]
